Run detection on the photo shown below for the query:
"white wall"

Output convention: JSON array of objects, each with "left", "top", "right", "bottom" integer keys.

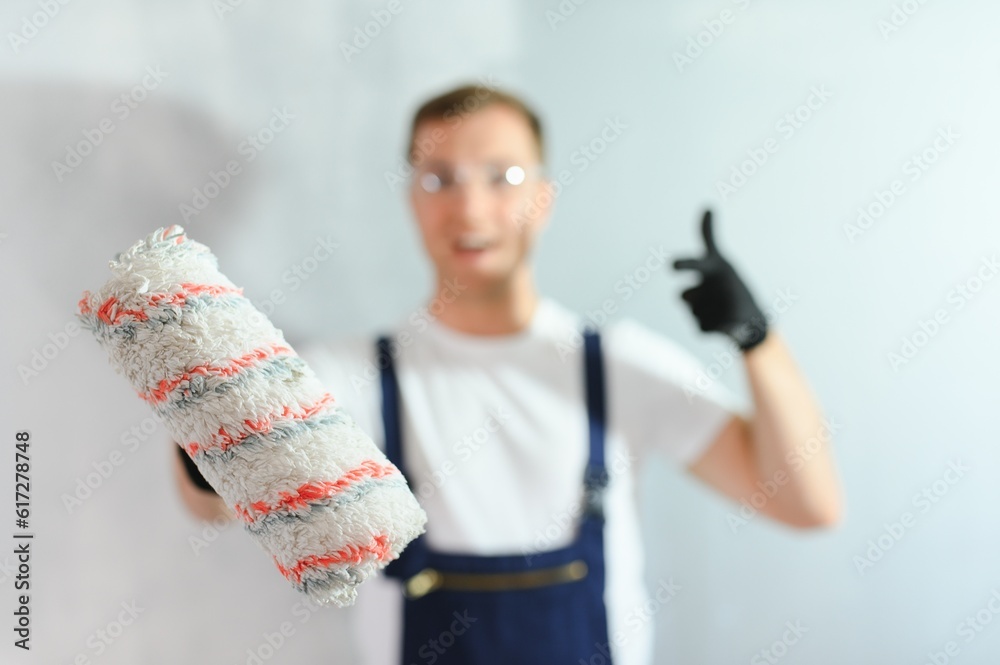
[{"left": 1, "top": 1, "right": 998, "bottom": 663}]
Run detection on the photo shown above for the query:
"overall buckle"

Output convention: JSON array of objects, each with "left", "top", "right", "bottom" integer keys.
[{"left": 583, "top": 465, "right": 610, "bottom": 520}]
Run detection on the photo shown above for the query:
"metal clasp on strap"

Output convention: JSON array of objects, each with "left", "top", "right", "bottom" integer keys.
[
  {"left": 583, "top": 465, "right": 610, "bottom": 520},
  {"left": 404, "top": 568, "right": 444, "bottom": 599},
  {"left": 403, "top": 560, "right": 589, "bottom": 600}
]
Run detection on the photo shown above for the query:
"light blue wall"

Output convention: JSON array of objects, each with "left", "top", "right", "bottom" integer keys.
[{"left": 1, "top": 1, "right": 998, "bottom": 663}]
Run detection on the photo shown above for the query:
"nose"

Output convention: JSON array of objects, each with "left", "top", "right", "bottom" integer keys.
[{"left": 451, "top": 178, "right": 492, "bottom": 223}]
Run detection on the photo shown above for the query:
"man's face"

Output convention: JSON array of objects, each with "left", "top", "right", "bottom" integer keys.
[{"left": 408, "top": 104, "right": 552, "bottom": 293}]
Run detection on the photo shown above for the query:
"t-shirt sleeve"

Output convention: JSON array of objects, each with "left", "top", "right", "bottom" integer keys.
[
  {"left": 295, "top": 335, "right": 384, "bottom": 451},
  {"left": 604, "top": 318, "right": 748, "bottom": 467}
]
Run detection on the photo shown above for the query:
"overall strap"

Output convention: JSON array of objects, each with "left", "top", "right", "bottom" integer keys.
[
  {"left": 376, "top": 334, "right": 429, "bottom": 581},
  {"left": 376, "top": 335, "right": 405, "bottom": 474},
  {"left": 582, "top": 327, "right": 610, "bottom": 521}
]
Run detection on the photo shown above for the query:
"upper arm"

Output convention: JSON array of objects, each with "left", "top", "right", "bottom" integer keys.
[
  {"left": 684, "top": 414, "right": 763, "bottom": 508},
  {"left": 685, "top": 414, "right": 797, "bottom": 527}
]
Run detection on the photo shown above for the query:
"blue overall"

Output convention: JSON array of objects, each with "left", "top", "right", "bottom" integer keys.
[{"left": 376, "top": 328, "right": 614, "bottom": 664}]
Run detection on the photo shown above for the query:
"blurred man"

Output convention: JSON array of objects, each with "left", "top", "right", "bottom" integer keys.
[{"left": 175, "top": 83, "right": 841, "bottom": 664}]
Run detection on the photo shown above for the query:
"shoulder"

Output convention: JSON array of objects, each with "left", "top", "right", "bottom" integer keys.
[
  {"left": 536, "top": 299, "right": 704, "bottom": 376},
  {"left": 296, "top": 333, "right": 378, "bottom": 375},
  {"left": 602, "top": 318, "right": 701, "bottom": 372},
  {"left": 600, "top": 317, "right": 743, "bottom": 411},
  {"left": 539, "top": 299, "right": 696, "bottom": 368}
]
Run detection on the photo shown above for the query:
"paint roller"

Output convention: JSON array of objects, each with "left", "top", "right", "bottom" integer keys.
[{"left": 76, "top": 225, "right": 427, "bottom": 607}]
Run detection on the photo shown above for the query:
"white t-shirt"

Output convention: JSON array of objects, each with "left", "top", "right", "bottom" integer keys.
[{"left": 298, "top": 297, "right": 743, "bottom": 665}]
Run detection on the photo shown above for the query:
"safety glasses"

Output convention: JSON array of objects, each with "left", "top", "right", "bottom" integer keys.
[{"left": 412, "top": 161, "right": 543, "bottom": 196}]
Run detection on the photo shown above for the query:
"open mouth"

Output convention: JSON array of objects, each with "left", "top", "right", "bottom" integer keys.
[{"left": 454, "top": 235, "right": 494, "bottom": 258}]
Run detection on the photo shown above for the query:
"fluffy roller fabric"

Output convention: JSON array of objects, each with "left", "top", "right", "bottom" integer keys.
[{"left": 77, "top": 225, "right": 427, "bottom": 607}]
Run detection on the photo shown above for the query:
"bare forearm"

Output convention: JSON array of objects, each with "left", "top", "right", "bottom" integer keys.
[{"left": 743, "top": 331, "right": 842, "bottom": 527}]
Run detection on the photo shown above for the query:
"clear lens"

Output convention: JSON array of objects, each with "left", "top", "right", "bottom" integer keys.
[
  {"left": 419, "top": 172, "right": 442, "bottom": 194},
  {"left": 414, "top": 163, "right": 539, "bottom": 194},
  {"left": 504, "top": 165, "right": 526, "bottom": 186}
]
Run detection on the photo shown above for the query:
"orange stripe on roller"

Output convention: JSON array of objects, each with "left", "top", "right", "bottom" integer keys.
[
  {"left": 96, "top": 297, "right": 149, "bottom": 325},
  {"left": 184, "top": 393, "right": 336, "bottom": 457},
  {"left": 139, "top": 343, "right": 293, "bottom": 404},
  {"left": 233, "top": 460, "right": 399, "bottom": 523},
  {"left": 90, "top": 283, "right": 244, "bottom": 326},
  {"left": 162, "top": 225, "right": 185, "bottom": 244},
  {"left": 274, "top": 534, "right": 392, "bottom": 585},
  {"left": 78, "top": 292, "right": 92, "bottom": 315},
  {"left": 146, "top": 283, "right": 243, "bottom": 307},
  {"left": 179, "top": 282, "right": 243, "bottom": 297}
]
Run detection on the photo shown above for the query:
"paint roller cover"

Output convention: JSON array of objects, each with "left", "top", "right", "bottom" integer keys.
[{"left": 76, "top": 225, "right": 427, "bottom": 607}]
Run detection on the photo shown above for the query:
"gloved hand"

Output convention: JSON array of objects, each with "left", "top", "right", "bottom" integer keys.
[
  {"left": 177, "top": 444, "right": 218, "bottom": 493},
  {"left": 672, "top": 209, "right": 768, "bottom": 351}
]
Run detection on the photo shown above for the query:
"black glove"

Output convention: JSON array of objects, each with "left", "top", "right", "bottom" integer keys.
[
  {"left": 176, "top": 444, "right": 218, "bottom": 494},
  {"left": 672, "top": 209, "right": 768, "bottom": 351}
]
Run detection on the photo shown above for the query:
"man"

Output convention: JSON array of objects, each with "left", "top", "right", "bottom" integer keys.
[{"left": 175, "top": 83, "right": 842, "bottom": 664}]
